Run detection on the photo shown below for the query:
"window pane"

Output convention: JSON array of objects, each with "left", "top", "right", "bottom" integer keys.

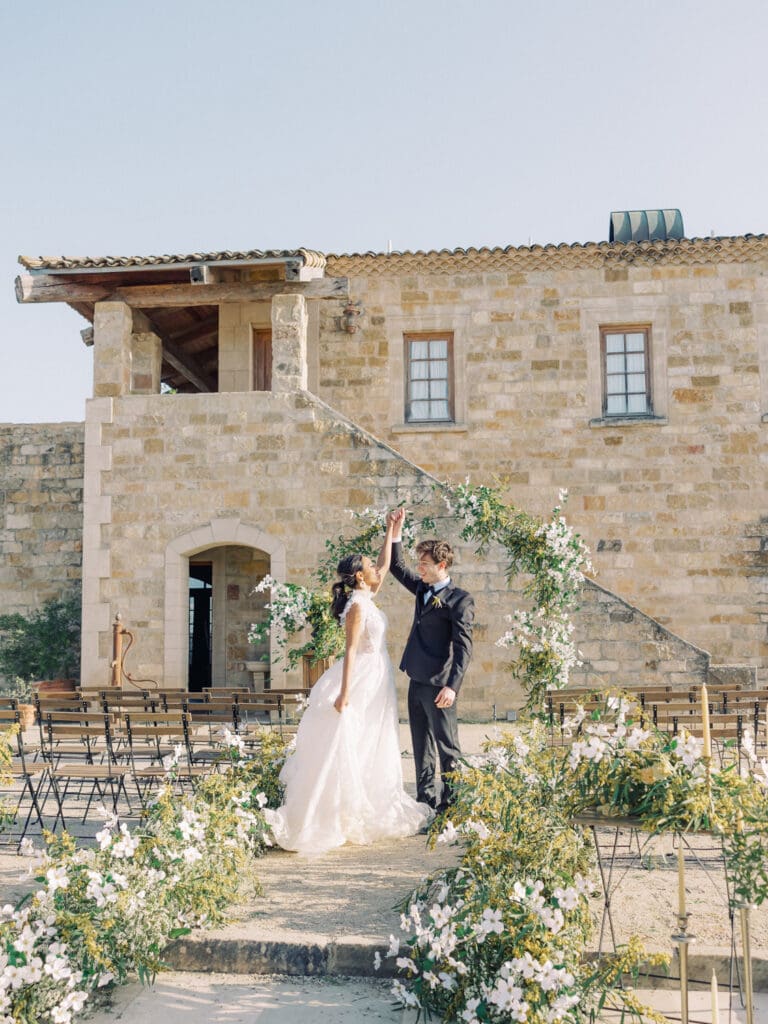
[
  {"left": 404, "top": 334, "right": 453, "bottom": 424},
  {"left": 606, "top": 373, "right": 627, "bottom": 393},
  {"left": 626, "top": 332, "right": 646, "bottom": 351},
  {"left": 626, "top": 352, "right": 646, "bottom": 372},
  {"left": 605, "top": 334, "right": 625, "bottom": 353},
  {"left": 627, "top": 394, "right": 648, "bottom": 413},
  {"left": 606, "top": 354, "right": 626, "bottom": 374},
  {"left": 627, "top": 373, "right": 647, "bottom": 393},
  {"left": 409, "top": 400, "right": 429, "bottom": 420},
  {"left": 606, "top": 395, "right": 627, "bottom": 414}
]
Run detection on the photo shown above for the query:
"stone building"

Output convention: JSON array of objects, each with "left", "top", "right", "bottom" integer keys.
[{"left": 3, "top": 221, "right": 767, "bottom": 713}]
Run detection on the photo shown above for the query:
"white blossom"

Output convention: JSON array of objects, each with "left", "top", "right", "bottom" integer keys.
[
  {"left": 45, "top": 866, "right": 69, "bottom": 894},
  {"left": 475, "top": 907, "right": 504, "bottom": 942}
]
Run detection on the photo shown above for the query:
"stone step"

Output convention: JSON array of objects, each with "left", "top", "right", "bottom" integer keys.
[
  {"left": 163, "top": 928, "right": 768, "bottom": 990},
  {"left": 708, "top": 664, "right": 758, "bottom": 689}
]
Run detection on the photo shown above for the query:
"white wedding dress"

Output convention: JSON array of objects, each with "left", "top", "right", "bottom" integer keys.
[{"left": 264, "top": 590, "right": 430, "bottom": 856}]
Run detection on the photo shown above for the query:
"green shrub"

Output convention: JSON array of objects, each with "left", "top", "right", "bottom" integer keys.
[{"left": 0, "top": 591, "right": 81, "bottom": 683}]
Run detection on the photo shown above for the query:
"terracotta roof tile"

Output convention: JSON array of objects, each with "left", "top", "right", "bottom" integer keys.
[
  {"left": 326, "top": 234, "right": 768, "bottom": 275},
  {"left": 18, "top": 234, "right": 768, "bottom": 277}
]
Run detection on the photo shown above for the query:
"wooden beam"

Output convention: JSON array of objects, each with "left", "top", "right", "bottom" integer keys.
[
  {"left": 118, "top": 307, "right": 217, "bottom": 393},
  {"left": 161, "top": 338, "right": 216, "bottom": 393},
  {"left": 16, "top": 276, "right": 111, "bottom": 303},
  {"left": 122, "top": 276, "right": 348, "bottom": 305},
  {"left": 16, "top": 274, "right": 349, "bottom": 306},
  {"left": 166, "top": 314, "right": 219, "bottom": 347}
]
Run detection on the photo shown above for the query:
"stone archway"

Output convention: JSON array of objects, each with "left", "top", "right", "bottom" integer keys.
[{"left": 164, "top": 518, "right": 286, "bottom": 688}]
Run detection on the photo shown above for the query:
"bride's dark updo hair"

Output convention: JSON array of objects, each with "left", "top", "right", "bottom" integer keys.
[{"left": 330, "top": 553, "right": 364, "bottom": 622}]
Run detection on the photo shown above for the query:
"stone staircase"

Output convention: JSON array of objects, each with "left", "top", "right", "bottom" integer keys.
[{"left": 572, "top": 579, "right": 760, "bottom": 697}]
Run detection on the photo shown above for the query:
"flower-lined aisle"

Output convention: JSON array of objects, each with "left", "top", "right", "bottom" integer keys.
[
  {"left": 0, "top": 731, "right": 287, "bottom": 1024},
  {"left": 381, "top": 694, "right": 768, "bottom": 1023},
  {"left": 6, "top": 480, "right": 764, "bottom": 1024}
]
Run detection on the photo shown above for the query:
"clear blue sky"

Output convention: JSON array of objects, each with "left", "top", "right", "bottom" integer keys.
[{"left": 2, "top": 0, "right": 767, "bottom": 423}]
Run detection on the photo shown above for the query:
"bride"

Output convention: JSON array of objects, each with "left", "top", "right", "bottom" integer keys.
[{"left": 264, "top": 518, "right": 431, "bottom": 855}]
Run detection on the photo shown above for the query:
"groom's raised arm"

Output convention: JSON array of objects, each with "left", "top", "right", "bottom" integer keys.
[{"left": 387, "top": 509, "right": 421, "bottom": 595}]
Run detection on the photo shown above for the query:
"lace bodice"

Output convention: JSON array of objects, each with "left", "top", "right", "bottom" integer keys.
[{"left": 341, "top": 589, "right": 386, "bottom": 654}]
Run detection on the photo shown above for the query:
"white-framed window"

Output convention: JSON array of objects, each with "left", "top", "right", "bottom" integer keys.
[
  {"left": 404, "top": 332, "right": 453, "bottom": 423},
  {"left": 601, "top": 326, "right": 653, "bottom": 417}
]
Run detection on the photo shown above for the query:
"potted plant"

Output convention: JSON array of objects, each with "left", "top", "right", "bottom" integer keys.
[
  {"left": 0, "top": 592, "right": 81, "bottom": 695},
  {"left": 0, "top": 676, "right": 35, "bottom": 729}
]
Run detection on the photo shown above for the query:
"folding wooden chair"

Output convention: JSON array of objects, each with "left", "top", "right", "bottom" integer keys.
[
  {"left": 97, "top": 689, "right": 162, "bottom": 712},
  {"left": 41, "top": 712, "right": 131, "bottom": 831},
  {"left": 34, "top": 692, "right": 90, "bottom": 761},
  {"left": 234, "top": 696, "right": 300, "bottom": 746},
  {"left": 264, "top": 687, "right": 311, "bottom": 725},
  {"left": 0, "top": 709, "right": 49, "bottom": 847},
  {"left": 185, "top": 702, "right": 239, "bottom": 764},
  {"left": 202, "top": 687, "right": 251, "bottom": 700},
  {"left": 122, "top": 710, "right": 209, "bottom": 809}
]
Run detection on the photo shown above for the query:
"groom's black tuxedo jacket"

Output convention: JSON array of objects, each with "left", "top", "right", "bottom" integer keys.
[{"left": 390, "top": 541, "right": 474, "bottom": 695}]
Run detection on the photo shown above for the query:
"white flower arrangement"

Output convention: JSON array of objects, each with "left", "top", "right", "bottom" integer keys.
[
  {"left": 0, "top": 730, "right": 287, "bottom": 1024},
  {"left": 442, "top": 481, "right": 593, "bottom": 707}
]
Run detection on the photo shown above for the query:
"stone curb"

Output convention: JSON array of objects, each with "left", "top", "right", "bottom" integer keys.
[
  {"left": 163, "top": 934, "right": 392, "bottom": 978},
  {"left": 164, "top": 934, "right": 768, "bottom": 990}
]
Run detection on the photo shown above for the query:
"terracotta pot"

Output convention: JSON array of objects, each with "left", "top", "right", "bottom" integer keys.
[
  {"left": 17, "top": 703, "right": 34, "bottom": 730},
  {"left": 301, "top": 655, "right": 334, "bottom": 688}
]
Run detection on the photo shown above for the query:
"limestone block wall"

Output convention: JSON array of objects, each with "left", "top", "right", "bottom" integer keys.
[
  {"left": 79, "top": 389, "right": 490, "bottom": 704},
  {"left": 321, "top": 247, "right": 768, "bottom": 682},
  {"left": 78, "top": 385, "right": 718, "bottom": 715},
  {"left": 0, "top": 423, "right": 84, "bottom": 617}
]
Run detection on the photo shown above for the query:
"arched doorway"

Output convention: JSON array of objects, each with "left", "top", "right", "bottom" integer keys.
[{"left": 164, "top": 519, "right": 286, "bottom": 690}]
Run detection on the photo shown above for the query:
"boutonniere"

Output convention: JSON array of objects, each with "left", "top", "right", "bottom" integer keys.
[{"left": 431, "top": 595, "right": 443, "bottom": 609}]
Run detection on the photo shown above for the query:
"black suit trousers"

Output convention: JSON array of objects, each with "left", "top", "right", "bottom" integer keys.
[{"left": 407, "top": 679, "right": 462, "bottom": 811}]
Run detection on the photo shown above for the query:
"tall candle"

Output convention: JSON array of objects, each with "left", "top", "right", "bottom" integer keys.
[
  {"left": 701, "top": 683, "right": 712, "bottom": 759},
  {"left": 711, "top": 970, "right": 720, "bottom": 1024},
  {"left": 677, "top": 843, "right": 686, "bottom": 917}
]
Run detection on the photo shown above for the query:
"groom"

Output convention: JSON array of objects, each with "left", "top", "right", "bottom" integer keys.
[{"left": 387, "top": 509, "right": 474, "bottom": 814}]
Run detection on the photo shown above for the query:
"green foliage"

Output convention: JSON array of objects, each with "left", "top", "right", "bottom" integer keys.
[
  {"left": 0, "top": 592, "right": 81, "bottom": 683},
  {"left": 445, "top": 482, "right": 592, "bottom": 709},
  {"left": 249, "top": 579, "right": 346, "bottom": 667},
  {"left": 0, "top": 676, "right": 34, "bottom": 702},
  {"left": 540, "top": 692, "right": 768, "bottom": 907},
  {"left": 0, "top": 724, "right": 15, "bottom": 831},
  {"left": 388, "top": 696, "right": 768, "bottom": 1021},
  {"left": 386, "top": 719, "right": 669, "bottom": 1024},
  {"left": 0, "top": 733, "right": 289, "bottom": 1022}
]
